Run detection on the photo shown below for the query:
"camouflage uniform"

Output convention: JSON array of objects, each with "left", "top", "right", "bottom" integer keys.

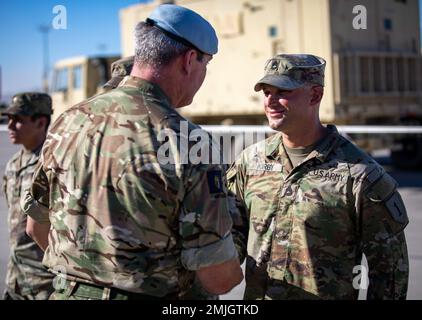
[
  {"left": 228, "top": 53, "right": 408, "bottom": 300},
  {"left": 101, "top": 55, "right": 218, "bottom": 301},
  {"left": 227, "top": 125, "right": 409, "bottom": 300},
  {"left": 23, "top": 76, "right": 238, "bottom": 300},
  {"left": 2, "top": 93, "right": 54, "bottom": 300}
]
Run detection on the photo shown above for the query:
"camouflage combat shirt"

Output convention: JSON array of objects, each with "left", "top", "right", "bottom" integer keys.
[
  {"left": 228, "top": 125, "right": 409, "bottom": 300},
  {"left": 23, "top": 76, "right": 238, "bottom": 298},
  {"left": 2, "top": 147, "right": 54, "bottom": 300}
]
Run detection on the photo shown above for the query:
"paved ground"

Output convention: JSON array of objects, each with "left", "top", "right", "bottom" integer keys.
[
  {"left": 0, "top": 132, "right": 19, "bottom": 296},
  {"left": 0, "top": 131, "right": 420, "bottom": 300}
]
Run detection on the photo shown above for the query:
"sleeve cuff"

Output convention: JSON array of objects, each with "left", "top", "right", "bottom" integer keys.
[
  {"left": 181, "top": 233, "right": 238, "bottom": 271},
  {"left": 21, "top": 191, "right": 50, "bottom": 224}
]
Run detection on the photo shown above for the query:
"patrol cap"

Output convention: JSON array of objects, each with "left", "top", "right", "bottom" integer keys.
[
  {"left": 146, "top": 4, "right": 218, "bottom": 55},
  {"left": 254, "top": 54, "right": 326, "bottom": 92},
  {"left": 2, "top": 92, "right": 52, "bottom": 116},
  {"left": 103, "top": 56, "right": 134, "bottom": 89}
]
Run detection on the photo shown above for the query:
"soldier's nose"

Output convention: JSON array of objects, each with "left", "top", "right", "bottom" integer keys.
[{"left": 7, "top": 119, "right": 16, "bottom": 130}]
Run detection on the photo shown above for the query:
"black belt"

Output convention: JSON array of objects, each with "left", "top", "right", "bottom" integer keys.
[{"left": 64, "top": 280, "right": 179, "bottom": 300}]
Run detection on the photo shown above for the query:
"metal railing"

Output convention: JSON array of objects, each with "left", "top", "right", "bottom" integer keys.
[
  {"left": 2, "top": 124, "right": 422, "bottom": 134},
  {"left": 201, "top": 125, "right": 422, "bottom": 134}
]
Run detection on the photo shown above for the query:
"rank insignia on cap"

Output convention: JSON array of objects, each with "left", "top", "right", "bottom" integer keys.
[{"left": 270, "top": 60, "right": 279, "bottom": 70}]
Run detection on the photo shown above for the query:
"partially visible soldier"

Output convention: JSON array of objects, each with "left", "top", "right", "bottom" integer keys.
[
  {"left": 1, "top": 92, "right": 54, "bottom": 300},
  {"left": 103, "top": 56, "right": 134, "bottom": 92},
  {"left": 102, "top": 55, "right": 219, "bottom": 300},
  {"left": 228, "top": 54, "right": 409, "bottom": 300},
  {"left": 23, "top": 4, "right": 243, "bottom": 300}
]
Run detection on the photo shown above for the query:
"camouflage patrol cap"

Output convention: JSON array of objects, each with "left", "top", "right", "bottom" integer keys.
[
  {"left": 2, "top": 92, "right": 52, "bottom": 116},
  {"left": 103, "top": 56, "right": 134, "bottom": 89},
  {"left": 254, "top": 54, "right": 326, "bottom": 92}
]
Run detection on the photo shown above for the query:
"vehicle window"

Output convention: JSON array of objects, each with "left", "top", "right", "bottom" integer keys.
[
  {"left": 73, "top": 65, "right": 82, "bottom": 89},
  {"left": 53, "top": 68, "right": 68, "bottom": 92}
]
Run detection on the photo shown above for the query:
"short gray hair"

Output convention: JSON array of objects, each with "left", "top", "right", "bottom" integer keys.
[{"left": 134, "top": 21, "right": 190, "bottom": 69}]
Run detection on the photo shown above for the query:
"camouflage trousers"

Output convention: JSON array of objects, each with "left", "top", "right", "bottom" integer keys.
[
  {"left": 3, "top": 283, "right": 54, "bottom": 300},
  {"left": 49, "top": 280, "right": 181, "bottom": 300},
  {"left": 3, "top": 289, "right": 53, "bottom": 300},
  {"left": 244, "top": 278, "right": 323, "bottom": 300}
]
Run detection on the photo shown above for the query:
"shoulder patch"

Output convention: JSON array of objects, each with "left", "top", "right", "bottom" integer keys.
[
  {"left": 207, "top": 170, "right": 226, "bottom": 194},
  {"left": 365, "top": 173, "right": 408, "bottom": 225},
  {"left": 365, "top": 173, "right": 397, "bottom": 202},
  {"left": 385, "top": 192, "right": 409, "bottom": 225}
]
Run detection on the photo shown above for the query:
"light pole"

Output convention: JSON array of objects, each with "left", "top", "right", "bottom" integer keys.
[
  {"left": 0, "top": 65, "right": 2, "bottom": 102},
  {"left": 97, "top": 43, "right": 108, "bottom": 53},
  {"left": 38, "top": 24, "right": 51, "bottom": 93}
]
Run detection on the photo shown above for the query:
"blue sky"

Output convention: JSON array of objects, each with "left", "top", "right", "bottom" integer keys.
[
  {"left": 0, "top": 0, "right": 149, "bottom": 100},
  {"left": 0, "top": 0, "right": 421, "bottom": 102}
]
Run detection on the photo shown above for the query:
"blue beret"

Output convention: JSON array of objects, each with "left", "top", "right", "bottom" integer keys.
[{"left": 147, "top": 4, "right": 218, "bottom": 55}]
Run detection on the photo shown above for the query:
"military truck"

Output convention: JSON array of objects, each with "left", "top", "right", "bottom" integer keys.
[
  {"left": 50, "top": 55, "right": 119, "bottom": 122},
  {"left": 50, "top": 0, "right": 422, "bottom": 168},
  {"left": 119, "top": 0, "right": 422, "bottom": 168},
  {"left": 0, "top": 102, "right": 7, "bottom": 124}
]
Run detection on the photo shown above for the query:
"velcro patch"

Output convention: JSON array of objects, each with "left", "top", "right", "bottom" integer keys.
[
  {"left": 366, "top": 173, "right": 397, "bottom": 202},
  {"left": 365, "top": 173, "right": 408, "bottom": 226},
  {"left": 207, "top": 170, "right": 225, "bottom": 194}
]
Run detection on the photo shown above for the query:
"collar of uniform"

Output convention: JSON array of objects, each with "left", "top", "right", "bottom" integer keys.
[
  {"left": 265, "top": 125, "right": 342, "bottom": 163},
  {"left": 308, "top": 125, "right": 342, "bottom": 162},
  {"left": 11, "top": 145, "right": 41, "bottom": 171},
  {"left": 265, "top": 132, "right": 283, "bottom": 159},
  {"left": 32, "top": 142, "right": 44, "bottom": 156},
  {"left": 21, "top": 142, "right": 43, "bottom": 159},
  {"left": 118, "top": 76, "right": 173, "bottom": 109}
]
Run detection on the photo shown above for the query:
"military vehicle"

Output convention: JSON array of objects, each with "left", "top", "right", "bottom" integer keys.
[
  {"left": 50, "top": 55, "right": 119, "bottom": 122},
  {"left": 0, "top": 65, "right": 7, "bottom": 124},
  {"left": 0, "top": 103, "right": 7, "bottom": 124},
  {"left": 51, "top": 0, "right": 422, "bottom": 168},
  {"left": 120, "top": 0, "right": 422, "bottom": 168}
]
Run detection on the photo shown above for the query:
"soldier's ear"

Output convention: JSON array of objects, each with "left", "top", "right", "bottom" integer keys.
[
  {"left": 310, "top": 86, "right": 324, "bottom": 106},
  {"left": 181, "top": 49, "right": 197, "bottom": 76},
  {"left": 35, "top": 117, "right": 48, "bottom": 130}
]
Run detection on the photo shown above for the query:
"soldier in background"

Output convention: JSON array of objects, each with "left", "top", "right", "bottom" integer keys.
[
  {"left": 227, "top": 54, "right": 409, "bottom": 299},
  {"left": 102, "top": 54, "right": 221, "bottom": 300},
  {"left": 1, "top": 93, "right": 54, "bottom": 300},
  {"left": 23, "top": 4, "right": 243, "bottom": 300},
  {"left": 102, "top": 56, "right": 134, "bottom": 92}
]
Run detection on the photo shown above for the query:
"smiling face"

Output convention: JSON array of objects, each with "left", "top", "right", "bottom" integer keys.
[{"left": 263, "top": 84, "right": 315, "bottom": 133}]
